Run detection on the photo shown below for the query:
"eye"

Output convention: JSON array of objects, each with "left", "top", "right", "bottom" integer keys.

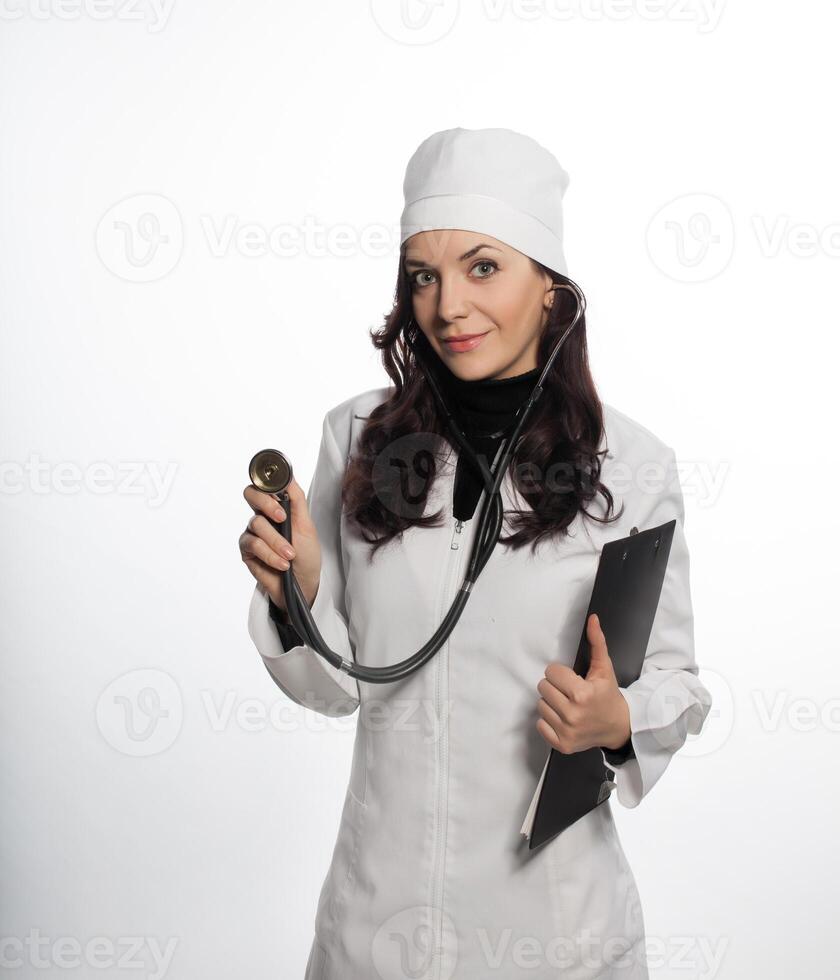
[
  {"left": 471, "top": 260, "right": 498, "bottom": 279},
  {"left": 408, "top": 260, "right": 498, "bottom": 289},
  {"left": 409, "top": 270, "right": 437, "bottom": 289}
]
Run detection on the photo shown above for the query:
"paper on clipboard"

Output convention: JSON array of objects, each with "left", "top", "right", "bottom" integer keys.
[
  {"left": 520, "top": 752, "right": 550, "bottom": 839},
  {"left": 520, "top": 750, "right": 621, "bottom": 841}
]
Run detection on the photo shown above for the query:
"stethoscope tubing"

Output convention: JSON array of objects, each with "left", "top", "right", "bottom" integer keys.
[{"left": 275, "top": 280, "right": 586, "bottom": 684}]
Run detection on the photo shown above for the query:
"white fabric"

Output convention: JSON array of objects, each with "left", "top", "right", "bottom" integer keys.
[
  {"left": 248, "top": 386, "right": 713, "bottom": 980},
  {"left": 400, "top": 127, "right": 570, "bottom": 276}
]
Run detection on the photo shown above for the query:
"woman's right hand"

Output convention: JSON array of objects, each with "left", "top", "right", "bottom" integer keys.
[{"left": 240, "top": 476, "right": 322, "bottom": 615}]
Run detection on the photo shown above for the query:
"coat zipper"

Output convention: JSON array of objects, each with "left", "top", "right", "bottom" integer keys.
[
  {"left": 431, "top": 513, "right": 467, "bottom": 978},
  {"left": 430, "top": 448, "right": 497, "bottom": 976}
]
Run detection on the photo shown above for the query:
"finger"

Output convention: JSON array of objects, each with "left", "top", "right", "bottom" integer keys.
[
  {"left": 536, "top": 694, "right": 567, "bottom": 732},
  {"left": 245, "top": 514, "right": 296, "bottom": 560},
  {"left": 284, "top": 475, "right": 307, "bottom": 506},
  {"left": 536, "top": 716, "right": 564, "bottom": 753},
  {"left": 242, "top": 554, "right": 281, "bottom": 594},
  {"left": 537, "top": 676, "right": 574, "bottom": 724},
  {"left": 543, "top": 661, "right": 586, "bottom": 702},
  {"left": 243, "top": 484, "right": 287, "bottom": 522},
  {"left": 240, "top": 530, "right": 291, "bottom": 571},
  {"left": 587, "top": 613, "right": 609, "bottom": 660}
]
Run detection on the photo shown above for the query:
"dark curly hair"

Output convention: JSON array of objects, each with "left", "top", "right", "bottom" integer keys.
[{"left": 341, "top": 245, "right": 624, "bottom": 560}]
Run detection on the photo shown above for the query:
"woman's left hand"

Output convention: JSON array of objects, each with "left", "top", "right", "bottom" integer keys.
[{"left": 536, "top": 613, "right": 631, "bottom": 754}]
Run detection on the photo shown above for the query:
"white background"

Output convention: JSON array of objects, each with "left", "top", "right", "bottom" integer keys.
[{"left": 1, "top": 1, "right": 837, "bottom": 977}]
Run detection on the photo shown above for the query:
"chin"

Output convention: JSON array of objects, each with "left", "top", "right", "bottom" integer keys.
[{"left": 459, "top": 364, "right": 496, "bottom": 381}]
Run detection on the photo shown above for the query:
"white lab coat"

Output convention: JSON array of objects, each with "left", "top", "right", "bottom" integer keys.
[{"left": 248, "top": 385, "right": 713, "bottom": 980}]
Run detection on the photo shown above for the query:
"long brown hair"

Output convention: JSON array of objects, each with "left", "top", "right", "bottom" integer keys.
[{"left": 341, "top": 246, "right": 623, "bottom": 559}]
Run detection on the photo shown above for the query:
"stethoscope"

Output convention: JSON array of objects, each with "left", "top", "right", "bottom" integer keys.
[{"left": 247, "top": 279, "right": 586, "bottom": 684}]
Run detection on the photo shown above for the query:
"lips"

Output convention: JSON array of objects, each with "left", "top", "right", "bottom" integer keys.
[
  {"left": 441, "top": 331, "right": 490, "bottom": 353},
  {"left": 442, "top": 332, "right": 487, "bottom": 342}
]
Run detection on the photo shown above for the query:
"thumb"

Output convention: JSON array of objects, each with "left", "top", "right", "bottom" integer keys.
[
  {"left": 284, "top": 476, "right": 314, "bottom": 531},
  {"left": 585, "top": 613, "right": 613, "bottom": 680}
]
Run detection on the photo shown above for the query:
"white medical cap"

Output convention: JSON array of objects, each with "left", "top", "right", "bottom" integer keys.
[{"left": 399, "top": 126, "right": 570, "bottom": 277}]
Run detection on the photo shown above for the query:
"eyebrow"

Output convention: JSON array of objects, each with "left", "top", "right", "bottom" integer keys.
[{"left": 403, "top": 243, "right": 502, "bottom": 270}]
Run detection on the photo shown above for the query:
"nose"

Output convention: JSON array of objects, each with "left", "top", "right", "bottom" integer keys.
[{"left": 435, "top": 271, "right": 471, "bottom": 327}]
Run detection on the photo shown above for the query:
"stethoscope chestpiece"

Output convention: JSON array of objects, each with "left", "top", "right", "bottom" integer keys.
[{"left": 248, "top": 448, "right": 293, "bottom": 495}]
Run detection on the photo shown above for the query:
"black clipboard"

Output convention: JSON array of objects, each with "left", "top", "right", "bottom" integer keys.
[{"left": 525, "top": 518, "right": 677, "bottom": 850}]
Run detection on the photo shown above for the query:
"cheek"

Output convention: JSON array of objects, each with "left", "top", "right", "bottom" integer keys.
[
  {"left": 411, "top": 290, "right": 436, "bottom": 323},
  {"left": 489, "top": 306, "right": 536, "bottom": 344},
  {"left": 483, "top": 280, "right": 540, "bottom": 332}
]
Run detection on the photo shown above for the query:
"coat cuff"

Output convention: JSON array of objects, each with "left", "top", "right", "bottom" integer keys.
[
  {"left": 268, "top": 595, "right": 306, "bottom": 651},
  {"left": 248, "top": 574, "right": 360, "bottom": 717},
  {"left": 605, "top": 674, "right": 712, "bottom": 808},
  {"left": 601, "top": 734, "right": 636, "bottom": 767}
]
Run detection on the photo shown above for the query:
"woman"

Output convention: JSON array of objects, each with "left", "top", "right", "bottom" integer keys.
[{"left": 239, "top": 127, "right": 713, "bottom": 980}]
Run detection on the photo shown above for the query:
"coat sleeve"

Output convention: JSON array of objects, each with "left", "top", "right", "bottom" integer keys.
[
  {"left": 605, "top": 444, "right": 713, "bottom": 808},
  {"left": 247, "top": 410, "right": 361, "bottom": 718}
]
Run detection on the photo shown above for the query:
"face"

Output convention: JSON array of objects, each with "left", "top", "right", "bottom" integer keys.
[{"left": 403, "top": 229, "right": 556, "bottom": 380}]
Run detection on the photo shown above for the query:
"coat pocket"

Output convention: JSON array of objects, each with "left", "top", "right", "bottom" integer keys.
[
  {"left": 322, "top": 786, "right": 368, "bottom": 937},
  {"left": 598, "top": 803, "right": 647, "bottom": 944},
  {"left": 347, "top": 728, "right": 367, "bottom": 808},
  {"left": 544, "top": 803, "right": 646, "bottom": 976}
]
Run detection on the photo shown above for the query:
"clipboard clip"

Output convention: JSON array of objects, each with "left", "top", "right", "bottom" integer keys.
[
  {"left": 622, "top": 527, "right": 640, "bottom": 561},
  {"left": 624, "top": 526, "right": 662, "bottom": 558},
  {"left": 597, "top": 778, "right": 617, "bottom": 804}
]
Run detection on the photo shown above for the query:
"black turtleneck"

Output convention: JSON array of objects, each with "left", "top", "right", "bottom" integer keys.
[{"left": 429, "top": 355, "right": 541, "bottom": 521}]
